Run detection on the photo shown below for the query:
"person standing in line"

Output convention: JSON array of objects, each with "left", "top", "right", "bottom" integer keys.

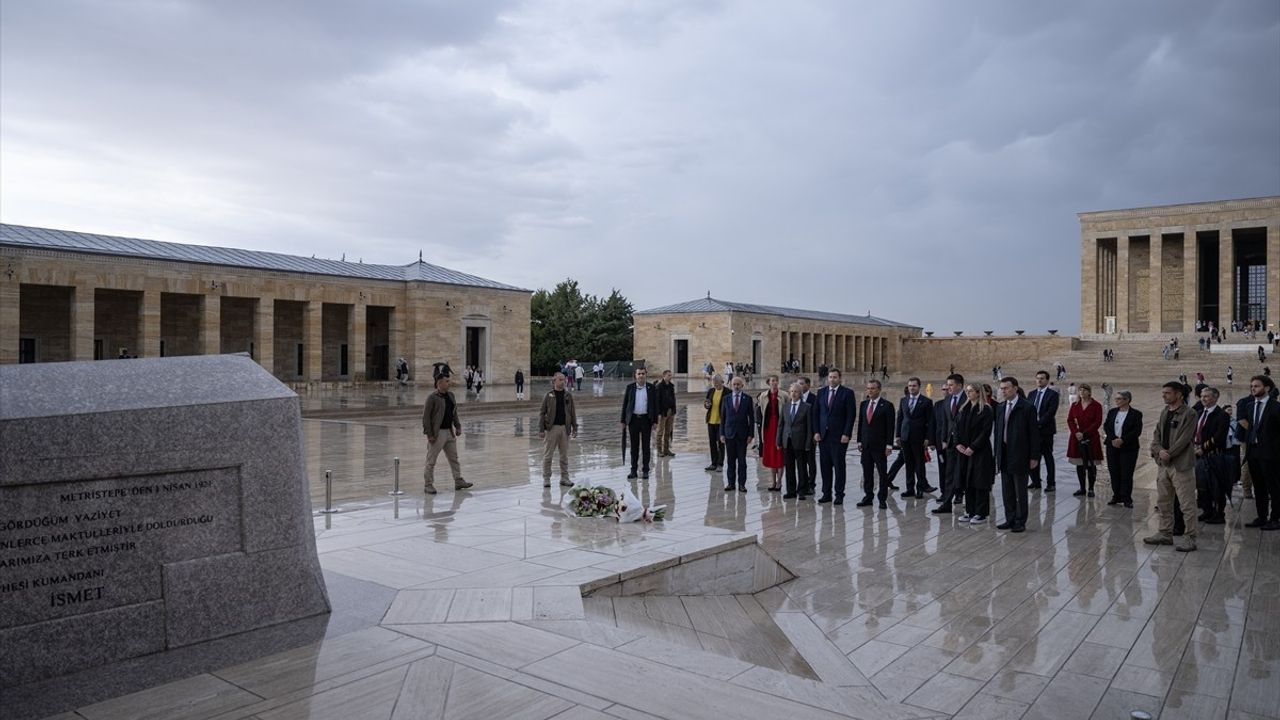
[
  {"left": 777, "top": 381, "right": 813, "bottom": 500},
  {"left": 620, "top": 367, "right": 658, "bottom": 480},
  {"left": 756, "top": 375, "right": 786, "bottom": 491},
  {"left": 1067, "top": 384, "right": 1104, "bottom": 497},
  {"left": 1144, "top": 382, "right": 1199, "bottom": 551},
  {"left": 994, "top": 376, "right": 1038, "bottom": 533},
  {"left": 932, "top": 373, "right": 966, "bottom": 513},
  {"left": 514, "top": 368, "right": 525, "bottom": 400},
  {"left": 1028, "top": 370, "right": 1060, "bottom": 492},
  {"left": 1192, "top": 387, "right": 1230, "bottom": 524},
  {"left": 1240, "top": 375, "right": 1280, "bottom": 530},
  {"left": 856, "top": 378, "right": 895, "bottom": 509},
  {"left": 883, "top": 383, "right": 910, "bottom": 490},
  {"left": 575, "top": 362, "right": 585, "bottom": 391},
  {"left": 704, "top": 375, "right": 727, "bottom": 472},
  {"left": 538, "top": 372, "right": 577, "bottom": 488},
  {"left": 421, "top": 375, "right": 473, "bottom": 494},
  {"left": 799, "top": 377, "right": 820, "bottom": 497},
  {"left": 814, "top": 369, "right": 857, "bottom": 505},
  {"left": 719, "top": 376, "right": 755, "bottom": 492},
  {"left": 1103, "top": 390, "right": 1142, "bottom": 508},
  {"left": 656, "top": 369, "right": 678, "bottom": 458},
  {"left": 955, "top": 383, "right": 995, "bottom": 524},
  {"left": 896, "top": 377, "right": 935, "bottom": 498}
]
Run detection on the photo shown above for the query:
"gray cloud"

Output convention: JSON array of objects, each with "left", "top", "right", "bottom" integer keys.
[{"left": 2, "top": 0, "right": 1277, "bottom": 333}]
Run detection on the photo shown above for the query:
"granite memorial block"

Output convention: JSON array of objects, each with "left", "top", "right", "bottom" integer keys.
[{"left": 0, "top": 354, "right": 330, "bottom": 687}]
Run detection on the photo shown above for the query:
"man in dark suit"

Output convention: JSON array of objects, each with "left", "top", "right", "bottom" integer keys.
[
  {"left": 719, "top": 375, "right": 755, "bottom": 492},
  {"left": 777, "top": 381, "right": 813, "bottom": 499},
  {"left": 1241, "top": 375, "right": 1280, "bottom": 530},
  {"left": 856, "top": 378, "right": 895, "bottom": 508},
  {"left": 1103, "top": 390, "right": 1142, "bottom": 508},
  {"left": 896, "top": 377, "right": 934, "bottom": 498},
  {"left": 655, "top": 369, "right": 678, "bottom": 457},
  {"left": 813, "top": 368, "right": 857, "bottom": 505},
  {"left": 994, "top": 376, "right": 1039, "bottom": 532},
  {"left": 704, "top": 374, "right": 727, "bottom": 471},
  {"left": 619, "top": 367, "right": 659, "bottom": 479},
  {"left": 1027, "top": 370, "right": 1060, "bottom": 492},
  {"left": 799, "top": 377, "right": 819, "bottom": 496},
  {"left": 1192, "top": 387, "right": 1231, "bottom": 524},
  {"left": 932, "top": 373, "right": 966, "bottom": 513}
]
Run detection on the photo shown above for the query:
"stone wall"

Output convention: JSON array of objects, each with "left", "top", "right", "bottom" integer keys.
[{"left": 901, "top": 336, "right": 1078, "bottom": 372}]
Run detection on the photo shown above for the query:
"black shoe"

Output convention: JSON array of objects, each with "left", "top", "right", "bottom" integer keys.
[
  {"left": 1011, "top": 526, "right": 1026, "bottom": 533},
  {"left": 1045, "top": 484, "right": 1056, "bottom": 493},
  {"left": 879, "top": 500, "right": 888, "bottom": 509},
  {"left": 856, "top": 498, "right": 873, "bottom": 507},
  {"left": 724, "top": 485, "right": 734, "bottom": 492},
  {"left": 768, "top": 486, "right": 781, "bottom": 492},
  {"left": 1263, "top": 521, "right": 1280, "bottom": 531},
  {"left": 900, "top": 490, "right": 916, "bottom": 498},
  {"left": 1029, "top": 482, "right": 1042, "bottom": 490},
  {"left": 833, "top": 498, "right": 843, "bottom": 505},
  {"left": 919, "top": 484, "right": 937, "bottom": 494},
  {"left": 739, "top": 485, "right": 747, "bottom": 492},
  {"left": 1107, "top": 497, "right": 1121, "bottom": 505},
  {"left": 997, "top": 522, "right": 1012, "bottom": 530},
  {"left": 783, "top": 493, "right": 797, "bottom": 499},
  {"left": 1123, "top": 501, "right": 1133, "bottom": 508},
  {"left": 818, "top": 495, "right": 832, "bottom": 503},
  {"left": 1087, "top": 491, "right": 1095, "bottom": 498},
  {"left": 888, "top": 483, "right": 900, "bottom": 490},
  {"left": 798, "top": 495, "right": 808, "bottom": 500},
  {"left": 932, "top": 505, "right": 951, "bottom": 514},
  {"left": 641, "top": 471, "right": 649, "bottom": 479},
  {"left": 1246, "top": 517, "right": 1268, "bottom": 527},
  {"left": 1073, "top": 489, "right": 1086, "bottom": 497},
  {"left": 705, "top": 465, "right": 718, "bottom": 472},
  {"left": 627, "top": 471, "right": 638, "bottom": 479}
]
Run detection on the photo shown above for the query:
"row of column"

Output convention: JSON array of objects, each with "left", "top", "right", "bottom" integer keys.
[{"left": 778, "top": 330, "right": 887, "bottom": 374}]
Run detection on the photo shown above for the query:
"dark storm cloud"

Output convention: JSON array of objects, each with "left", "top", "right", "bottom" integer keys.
[{"left": 2, "top": 0, "right": 1276, "bottom": 332}]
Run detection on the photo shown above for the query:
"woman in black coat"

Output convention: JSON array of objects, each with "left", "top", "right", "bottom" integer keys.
[
  {"left": 955, "top": 383, "right": 996, "bottom": 523},
  {"left": 1102, "top": 390, "right": 1142, "bottom": 508}
]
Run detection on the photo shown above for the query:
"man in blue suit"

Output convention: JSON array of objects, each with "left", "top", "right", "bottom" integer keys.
[
  {"left": 1027, "top": 370, "right": 1060, "bottom": 491},
  {"left": 896, "top": 377, "right": 935, "bottom": 498},
  {"left": 719, "top": 375, "right": 756, "bottom": 492},
  {"left": 813, "top": 369, "right": 857, "bottom": 504}
]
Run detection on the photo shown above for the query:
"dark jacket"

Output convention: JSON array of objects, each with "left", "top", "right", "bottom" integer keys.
[
  {"left": 515, "top": 370, "right": 524, "bottom": 385},
  {"left": 897, "top": 394, "right": 933, "bottom": 443},
  {"left": 932, "top": 393, "right": 964, "bottom": 448},
  {"left": 1241, "top": 395, "right": 1280, "bottom": 460},
  {"left": 422, "top": 390, "right": 461, "bottom": 442},
  {"left": 994, "top": 397, "right": 1038, "bottom": 472},
  {"left": 1027, "top": 386, "right": 1059, "bottom": 435},
  {"left": 620, "top": 382, "right": 660, "bottom": 425},
  {"left": 776, "top": 398, "right": 813, "bottom": 451},
  {"left": 538, "top": 390, "right": 577, "bottom": 433},
  {"left": 857, "top": 397, "right": 895, "bottom": 451},
  {"left": 958, "top": 403, "right": 995, "bottom": 489},
  {"left": 815, "top": 385, "right": 857, "bottom": 441},
  {"left": 1102, "top": 407, "right": 1143, "bottom": 452},
  {"left": 705, "top": 385, "right": 727, "bottom": 424},
  {"left": 1191, "top": 406, "right": 1229, "bottom": 455},
  {"left": 656, "top": 380, "right": 678, "bottom": 415},
  {"left": 719, "top": 390, "right": 756, "bottom": 440}
]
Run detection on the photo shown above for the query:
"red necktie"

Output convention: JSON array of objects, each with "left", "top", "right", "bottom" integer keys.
[
  {"left": 867, "top": 401, "right": 874, "bottom": 423},
  {"left": 828, "top": 390, "right": 834, "bottom": 409},
  {"left": 1195, "top": 410, "right": 1208, "bottom": 444}
]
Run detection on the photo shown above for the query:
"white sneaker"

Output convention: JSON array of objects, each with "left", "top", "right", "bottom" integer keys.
[
  {"left": 959, "top": 514, "right": 972, "bottom": 522},
  {"left": 970, "top": 516, "right": 987, "bottom": 524}
]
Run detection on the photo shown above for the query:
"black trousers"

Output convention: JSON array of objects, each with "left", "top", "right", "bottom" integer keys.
[
  {"left": 937, "top": 449, "right": 965, "bottom": 504},
  {"left": 1250, "top": 453, "right": 1278, "bottom": 522},
  {"left": 1195, "top": 455, "right": 1229, "bottom": 518},
  {"left": 903, "top": 438, "right": 928, "bottom": 491},
  {"left": 784, "top": 444, "right": 810, "bottom": 496},
  {"left": 860, "top": 448, "right": 889, "bottom": 500},
  {"left": 819, "top": 439, "right": 850, "bottom": 499},
  {"left": 999, "top": 460, "right": 1029, "bottom": 527},
  {"left": 724, "top": 435, "right": 749, "bottom": 488},
  {"left": 1105, "top": 447, "right": 1138, "bottom": 501},
  {"left": 965, "top": 477, "right": 990, "bottom": 518},
  {"left": 628, "top": 416, "right": 652, "bottom": 472},
  {"left": 1029, "top": 432, "right": 1055, "bottom": 486},
  {"left": 707, "top": 423, "right": 723, "bottom": 467},
  {"left": 804, "top": 446, "right": 817, "bottom": 494},
  {"left": 886, "top": 449, "right": 904, "bottom": 480}
]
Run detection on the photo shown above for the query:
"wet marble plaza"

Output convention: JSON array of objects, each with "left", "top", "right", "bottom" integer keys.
[{"left": 9, "top": 379, "right": 1279, "bottom": 720}]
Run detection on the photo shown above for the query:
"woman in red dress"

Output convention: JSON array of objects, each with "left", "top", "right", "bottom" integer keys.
[
  {"left": 1067, "top": 383, "right": 1104, "bottom": 497},
  {"left": 757, "top": 375, "right": 785, "bottom": 490}
]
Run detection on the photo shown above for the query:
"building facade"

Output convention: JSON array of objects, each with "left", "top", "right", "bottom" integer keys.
[
  {"left": 633, "top": 297, "right": 920, "bottom": 376},
  {"left": 1080, "top": 196, "right": 1280, "bottom": 336},
  {"left": 0, "top": 225, "right": 531, "bottom": 385}
]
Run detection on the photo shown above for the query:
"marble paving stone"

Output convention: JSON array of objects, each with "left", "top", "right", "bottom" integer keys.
[
  {"left": 519, "top": 621, "right": 641, "bottom": 649},
  {"left": 1021, "top": 670, "right": 1109, "bottom": 720},
  {"left": 1230, "top": 659, "right": 1280, "bottom": 718},
  {"left": 614, "top": 637, "right": 755, "bottom": 681},
  {"left": 981, "top": 669, "right": 1051, "bottom": 704},
  {"left": 420, "top": 561, "right": 568, "bottom": 589},
  {"left": 772, "top": 612, "right": 871, "bottom": 686},
  {"left": 365, "top": 537, "right": 517, "bottom": 573},
  {"left": 1161, "top": 689, "right": 1230, "bottom": 720},
  {"left": 1084, "top": 611, "right": 1150, "bottom": 650},
  {"left": 952, "top": 692, "right": 1030, "bottom": 720},
  {"left": 847, "top": 640, "right": 911, "bottom": 678},
  {"left": 255, "top": 665, "right": 407, "bottom": 720},
  {"left": 1004, "top": 609, "right": 1099, "bottom": 677},
  {"left": 512, "top": 587, "right": 536, "bottom": 621},
  {"left": 214, "top": 626, "right": 431, "bottom": 699},
  {"left": 600, "top": 705, "right": 666, "bottom": 720},
  {"left": 1171, "top": 659, "right": 1237, "bottom": 699},
  {"left": 728, "top": 666, "right": 941, "bottom": 720},
  {"left": 532, "top": 587, "right": 586, "bottom": 620},
  {"left": 1088, "top": 687, "right": 1163, "bottom": 720},
  {"left": 902, "top": 671, "right": 986, "bottom": 715},
  {"left": 384, "top": 589, "right": 456, "bottom": 625},
  {"left": 447, "top": 588, "right": 514, "bottom": 622},
  {"left": 1182, "top": 640, "right": 1242, "bottom": 671},
  {"left": 548, "top": 707, "right": 617, "bottom": 720},
  {"left": 870, "top": 646, "right": 959, "bottom": 702},
  {"left": 320, "top": 548, "right": 460, "bottom": 588},
  {"left": 77, "top": 673, "right": 262, "bottom": 720},
  {"left": 944, "top": 641, "right": 1022, "bottom": 682},
  {"left": 388, "top": 622, "right": 579, "bottom": 669},
  {"left": 439, "top": 664, "right": 574, "bottom": 720},
  {"left": 1060, "top": 641, "right": 1128, "bottom": 680},
  {"left": 389, "top": 656, "right": 451, "bottom": 720}
]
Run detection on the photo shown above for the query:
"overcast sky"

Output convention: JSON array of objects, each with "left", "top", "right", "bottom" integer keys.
[{"left": 3, "top": 1, "right": 1278, "bottom": 333}]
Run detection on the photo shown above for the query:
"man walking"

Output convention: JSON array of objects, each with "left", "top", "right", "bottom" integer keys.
[
  {"left": 857, "top": 378, "right": 895, "bottom": 508},
  {"left": 777, "top": 381, "right": 812, "bottom": 499},
  {"left": 814, "top": 369, "right": 857, "bottom": 505},
  {"left": 539, "top": 372, "right": 577, "bottom": 488},
  {"left": 656, "top": 369, "right": 678, "bottom": 457},
  {"left": 620, "top": 367, "right": 659, "bottom": 479},
  {"left": 1145, "top": 381, "right": 1199, "bottom": 551},
  {"left": 421, "top": 375, "right": 474, "bottom": 494},
  {"left": 575, "top": 362, "right": 585, "bottom": 391},
  {"left": 1241, "top": 375, "right": 1280, "bottom": 530},
  {"left": 704, "top": 374, "right": 727, "bottom": 471},
  {"left": 994, "top": 377, "right": 1037, "bottom": 532},
  {"left": 932, "top": 373, "right": 966, "bottom": 512},
  {"left": 1028, "top": 370, "right": 1060, "bottom": 492},
  {"left": 896, "top": 377, "right": 934, "bottom": 498},
  {"left": 719, "top": 376, "right": 755, "bottom": 492}
]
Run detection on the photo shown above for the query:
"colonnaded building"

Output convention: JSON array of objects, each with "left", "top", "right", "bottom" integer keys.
[
  {"left": 0, "top": 224, "right": 531, "bottom": 384},
  {"left": 1080, "top": 196, "right": 1279, "bottom": 337},
  {"left": 632, "top": 296, "right": 921, "bottom": 376}
]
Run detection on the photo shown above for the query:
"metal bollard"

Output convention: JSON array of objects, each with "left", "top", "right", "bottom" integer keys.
[
  {"left": 320, "top": 469, "right": 340, "bottom": 513},
  {"left": 389, "top": 457, "right": 405, "bottom": 496}
]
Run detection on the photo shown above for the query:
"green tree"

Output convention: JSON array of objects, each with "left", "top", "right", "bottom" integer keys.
[{"left": 530, "top": 280, "right": 633, "bottom": 375}]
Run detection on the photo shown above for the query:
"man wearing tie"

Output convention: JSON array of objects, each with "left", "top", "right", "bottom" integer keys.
[
  {"left": 777, "top": 381, "right": 813, "bottom": 499},
  {"left": 1192, "top": 387, "right": 1230, "bottom": 525},
  {"left": 1241, "top": 375, "right": 1280, "bottom": 530},
  {"left": 799, "top": 377, "right": 819, "bottom": 497},
  {"left": 619, "top": 367, "right": 659, "bottom": 479},
  {"left": 932, "top": 373, "right": 966, "bottom": 513},
  {"left": 813, "top": 369, "right": 857, "bottom": 505},
  {"left": 719, "top": 376, "right": 755, "bottom": 492},
  {"left": 856, "top": 379, "right": 895, "bottom": 508},
  {"left": 896, "top": 377, "right": 934, "bottom": 498},
  {"left": 1028, "top": 371, "right": 1060, "bottom": 492},
  {"left": 994, "top": 376, "right": 1038, "bottom": 532}
]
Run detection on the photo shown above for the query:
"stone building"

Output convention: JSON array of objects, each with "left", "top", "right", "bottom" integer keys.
[
  {"left": 0, "top": 224, "right": 531, "bottom": 385},
  {"left": 1080, "top": 196, "right": 1280, "bottom": 336},
  {"left": 632, "top": 296, "right": 920, "bottom": 376}
]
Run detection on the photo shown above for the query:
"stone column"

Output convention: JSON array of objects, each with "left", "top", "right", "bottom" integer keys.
[
  {"left": 255, "top": 296, "right": 274, "bottom": 374},
  {"left": 351, "top": 300, "right": 367, "bottom": 382},
  {"left": 1268, "top": 223, "right": 1280, "bottom": 334},
  {"left": 1080, "top": 235, "right": 1096, "bottom": 334},
  {"left": 1183, "top": 231, "right": 1199, "bottom": 334},
  {"left": 201, "top": 293, "right": 221, "bottom": 355},
  {"left": 0, "top": 278, "right": 19, "bottom": 364},
  {"left": 1116, "top": 237, "right": 1130, "bottom": 333},
  {"left": 140, "top": 287, "right": 161, "bottom": 357},
  {"left": 1219, "top": 228, "right": 1235, "bottom": 326},
  {"left": 1149, "top": 234, "right": 1164, "bottom": 334},
  {"left": 304, "top": 300, "right": 323, "bottom": 382},
  {"left": 72, "top": 284, "right": 95, "bottom": 361}
]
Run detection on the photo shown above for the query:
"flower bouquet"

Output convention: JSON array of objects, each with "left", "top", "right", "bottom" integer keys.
[{"left": 563, "top": 483, "right": 666, "bottom": 522}]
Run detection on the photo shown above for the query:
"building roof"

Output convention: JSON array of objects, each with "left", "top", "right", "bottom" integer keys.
[
  {"left": 634, "top": 296, "right": 920, "bottom": 329},
  {"left": 0, "top": 223, "right": 527, "bottom": 291}
]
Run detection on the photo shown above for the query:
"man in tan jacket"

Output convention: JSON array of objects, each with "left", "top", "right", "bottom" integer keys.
[
  {"left": 1145, "top": 381, "right": 1197, "bottom": 551},
  {"left": 422, "top": 375, "right": 473, "bottom": 494},
  {"left": 539, "top": 372, "right": 578, "bottom": 488}
]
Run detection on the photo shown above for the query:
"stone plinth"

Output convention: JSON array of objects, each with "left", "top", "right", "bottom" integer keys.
[{"left": 0, "top": 354, "right": 330, "bottom": 687}]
